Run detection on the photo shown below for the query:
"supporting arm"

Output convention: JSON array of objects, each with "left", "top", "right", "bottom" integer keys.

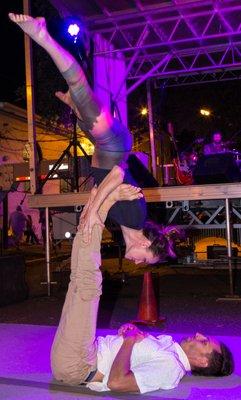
[
  {"left": 79, "top": 166, "right": 125, "bottom": 242},
  {"left": 107, "top": 325, "right": 146, "bottom": 392}
]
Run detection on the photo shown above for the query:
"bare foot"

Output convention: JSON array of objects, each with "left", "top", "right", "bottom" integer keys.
[
  {"left": 111, "top": 184, "right": 143, "bottom": 202},
  {"left": 8, "top": 13, "right": 48, "bottom": 45}
]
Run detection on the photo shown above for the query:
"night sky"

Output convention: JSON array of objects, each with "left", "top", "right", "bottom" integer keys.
[{"left": 1, "top": 1, "right": 25, "bottom": 102}]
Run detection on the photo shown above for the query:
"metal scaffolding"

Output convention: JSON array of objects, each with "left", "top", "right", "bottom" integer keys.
[{"left": 50, "top": 0, "right": 241, "bottom": 89}]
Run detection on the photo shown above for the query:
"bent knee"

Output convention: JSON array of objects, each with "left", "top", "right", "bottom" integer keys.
[{"left": 51, "top": 357, "right": 90, "bottom": 385}]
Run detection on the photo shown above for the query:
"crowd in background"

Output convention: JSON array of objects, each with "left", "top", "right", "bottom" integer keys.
[{"left": 8, "top": 206, "right": 53, "bottom": 249}]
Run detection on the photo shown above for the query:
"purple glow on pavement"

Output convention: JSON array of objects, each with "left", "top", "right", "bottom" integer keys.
[{"left": 0, "top": 324, "right": 241, "bottom": 399}]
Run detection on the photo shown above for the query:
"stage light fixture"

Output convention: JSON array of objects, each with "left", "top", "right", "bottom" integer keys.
[
  {"left": 65, "top": 17, "right": 84, "bottom": 44},
  {"left": 65, "top": 231, "right": 71, "bottom": 239},
  {"left": 68, "top": 23, "right": 80, "bottom": 38}
]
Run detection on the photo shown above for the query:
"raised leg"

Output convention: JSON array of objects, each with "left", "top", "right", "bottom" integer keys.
[{"left": 50, "top": 225, "right": 102, "bottom": 384}]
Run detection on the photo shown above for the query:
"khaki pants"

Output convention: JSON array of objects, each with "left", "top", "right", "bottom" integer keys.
[{"left": 51, "top": 225, "right": 102, "bottom": 385}]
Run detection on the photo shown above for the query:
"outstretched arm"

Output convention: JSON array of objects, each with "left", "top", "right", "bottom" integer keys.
[
  {"left": 86, "top": 166, "right": 125, "bottom": 215},
  {"left": 79, "top": 166, "right": 143, "bottom": 242},
  {"left": 78, "top": 166, "right": 125, "bottom": 235},
  {"left": 78, "top": 177, "right": 143, "bottom": 235}
]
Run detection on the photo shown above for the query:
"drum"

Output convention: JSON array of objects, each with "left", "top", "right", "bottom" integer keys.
[
  {"left": 183, "top": 151, "right": 198, "bottom": 169},
  {"left": 232, "top": 150, "right": 241, "bottom": 168},
  {"left": 232, "top": 150, "right": 241, "bottom": 161},
  {"left": 221, "top": 150, "right": 241, "bottom": 169}
]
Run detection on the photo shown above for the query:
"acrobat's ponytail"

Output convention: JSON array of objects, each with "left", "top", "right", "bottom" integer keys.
[{"left": 143, "top": 221, "right": 183, "bottom": 262}]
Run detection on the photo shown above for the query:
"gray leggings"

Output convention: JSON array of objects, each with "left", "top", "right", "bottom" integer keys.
[{"left": 62, "top": 62, "right": 132, "bottom": 169}]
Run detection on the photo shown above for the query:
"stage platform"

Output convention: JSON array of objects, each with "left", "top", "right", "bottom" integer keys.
[
  {"left": 28, "top": 182, "right": 241, "bottom": 208},
  {"left": 1, "top": 323, "right": 241, "bottom": 400}
]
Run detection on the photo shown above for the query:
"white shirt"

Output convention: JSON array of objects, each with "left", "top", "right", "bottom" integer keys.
[{"left": 87, "top": 334, "right": 191, "bottom": 394}]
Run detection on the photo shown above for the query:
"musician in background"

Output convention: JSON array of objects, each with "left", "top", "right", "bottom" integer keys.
[{"left": 203, "top": 131, "right": 227, "bottom": 155}]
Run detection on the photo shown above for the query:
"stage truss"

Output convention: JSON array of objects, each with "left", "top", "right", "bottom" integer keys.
[{"left": 50, "top": 0, "right": 241, "bottom": 88}]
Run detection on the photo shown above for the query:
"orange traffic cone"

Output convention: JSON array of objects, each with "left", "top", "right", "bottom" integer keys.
[{"left": 133, "top": 271, "right": 165, "bottom": 326}]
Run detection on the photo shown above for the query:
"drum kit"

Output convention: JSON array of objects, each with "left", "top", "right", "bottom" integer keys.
[
  {"left": 169, "top": 131, "right": 241, "bottom": 185},
  {"left": 182, "top": 138, "right": 241, "bottom": 172}
]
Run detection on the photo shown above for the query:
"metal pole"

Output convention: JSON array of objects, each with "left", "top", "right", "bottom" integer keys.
[
  {"left": 41, "top": 207, "right": 57, "bottom": 296},
  {"left": 146, "top": 80, "right": 157, "bottom": 179},
  {"left": 72, "top": 115, "right": 79, "bottom": 192},
  {"left": 23, "top": 0, "right": 38, "bottom": 194},
  {"left": 45, "top": 207, "right": 51, "bottom": 297},
  {"left": 217, "top": 198, "right": 241, "bottom": 301},
  {"left": 225, "top": 198, "right": 234, "bottom": 296},
  {"left": 2, "top": 192, "right": 8, "bottom": 250},
  {"left": 126, "top": 54, "right": 171, "bottom": 96}
]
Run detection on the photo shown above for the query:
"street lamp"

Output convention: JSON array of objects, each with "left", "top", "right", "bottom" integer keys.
[
  {"left": 200, "top": 108, "right": 211, "bottom": 116},
  {"left": 140, "top": 107, "right": 148, "bottom": 116}
]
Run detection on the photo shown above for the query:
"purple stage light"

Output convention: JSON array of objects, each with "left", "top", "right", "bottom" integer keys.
[
  {"left": 64, "top": 17, "right": 85, "bottom": 44},
  {"left": 67, "top": 23, "right": 80, "bottom": 37}
]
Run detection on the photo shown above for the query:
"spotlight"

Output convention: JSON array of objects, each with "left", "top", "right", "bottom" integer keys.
[
  {"left": 64, "top": 17, "right": 84, "bottom": 44},
  {"left": 68, "top": 23, "right": 80, "bottom": 38}
]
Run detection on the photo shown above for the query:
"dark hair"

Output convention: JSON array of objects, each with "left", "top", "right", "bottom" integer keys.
[
  {"left": 212, "top": 130, "right": 222, "bottom": 136},
  {"left": 143, "top": 220, "right": 183, "bottom": 262},
  {"left": 192, "top": 343, "right": 234, "bottom": 377}
]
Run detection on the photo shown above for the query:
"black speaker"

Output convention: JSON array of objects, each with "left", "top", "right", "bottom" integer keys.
[
  {"left": 0, "top": 255, "right": 29, "bottom": 306},
  {"left": 193, "top": 153, "right": 241, "bottom": 184},
  {"left": 207, "top": 245, "right": 238, "bottom": 259},
  {"left": 127, "top": 154, "right": 160, "bottom": 188}
]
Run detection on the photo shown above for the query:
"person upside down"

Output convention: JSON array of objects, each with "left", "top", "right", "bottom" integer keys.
[{"left": 9, "top": 12, "right": 180, "bottom": 266}]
